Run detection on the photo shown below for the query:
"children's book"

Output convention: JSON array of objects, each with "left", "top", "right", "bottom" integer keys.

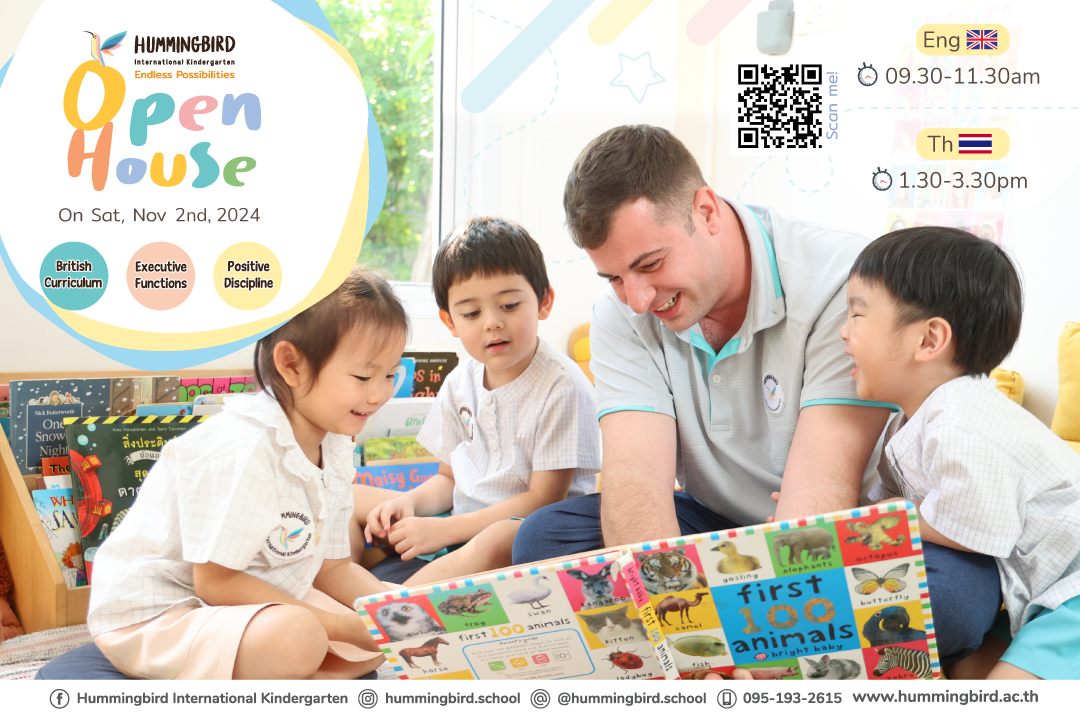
[
  {"left": 177, "top": 376, "right": 256, "bottom": 403},
  {"left": 354, "top": 463, "right": 439, "bottom": 492},
  {"left": 354, "top": 502, "right": 939, "bottom": 681},
  {"left": 8, "top": 376, "right": 181, "bottom": 473},
  {"left": 64, "top": 415, "right": 211, "bottom": 582},
  {"left": 403, "top": 352, "right": 459, "bottom": 398},
  {"left": 31, "top": 488, "right": 87, "bottom": 589},
  {"left": 136, "top": 403, "right": 194, "bottom": 417},
  {"left": 40, "top": 455, "right": 72, "bottom": 490},
  {"left": 363, "top": 436, "right": 436, "bottom": 466}
]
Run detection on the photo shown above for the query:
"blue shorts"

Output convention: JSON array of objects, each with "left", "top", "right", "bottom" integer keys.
[{"left": 1000, "top": 596, "right": 1080, "bottom": 679}]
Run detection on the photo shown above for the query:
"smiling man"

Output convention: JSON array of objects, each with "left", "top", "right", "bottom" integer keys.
[{"left": 512, "top": 125, "right": 1002, "bottom": 665}]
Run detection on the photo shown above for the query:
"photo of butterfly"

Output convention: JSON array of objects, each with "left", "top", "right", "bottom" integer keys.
[{"left": 851, "top": 564, "right": 909, "bottom": 595}]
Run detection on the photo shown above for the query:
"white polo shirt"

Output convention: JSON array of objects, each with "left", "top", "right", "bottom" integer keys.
[
  {"left": 872, "top": 375, "right": 1080, "bottom": 636},
  {"left": 590, "top": 200, "right": 895, "bottom": 527},
  {"left": 87, "top": 392, "right": 355, "bottom": 635},
  {"left": 416, "top": 338, "right": 602, "bottom": 515}
]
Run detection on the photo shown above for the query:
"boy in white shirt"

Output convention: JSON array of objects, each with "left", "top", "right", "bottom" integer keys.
[
  {"left": 840, "top": 226, "right": 1080, "bottom": 680},
  {"left": 351, "top": 217, "right": 601, "bottom": 586}
]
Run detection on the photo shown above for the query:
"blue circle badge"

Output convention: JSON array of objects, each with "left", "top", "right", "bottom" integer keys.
[{"left": 39, "top": 242, "right": 108, "bottom": 311}]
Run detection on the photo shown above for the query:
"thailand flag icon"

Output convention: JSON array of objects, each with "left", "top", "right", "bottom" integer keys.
[{"left": 958, "top": 134, "right": 993, "bottom": 154}]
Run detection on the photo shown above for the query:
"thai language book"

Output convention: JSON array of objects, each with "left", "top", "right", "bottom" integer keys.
[
  {"left": 64, "top": 414, "right": 210, "bottom": 582},
  {"left": 354, "top": 501, "right": 938, "bottom": 681},
  {"left": 8, "top": 376, "right": 181, "bottom": 473}
]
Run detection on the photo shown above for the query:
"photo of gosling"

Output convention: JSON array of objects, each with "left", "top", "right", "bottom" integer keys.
[{"left": 710, "top": 541, "right": 761, "bottom": 574}]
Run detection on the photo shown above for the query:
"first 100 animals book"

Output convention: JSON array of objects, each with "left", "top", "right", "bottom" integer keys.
[{"left": 354, "top": 502, "right": 937, "bottom": 681}]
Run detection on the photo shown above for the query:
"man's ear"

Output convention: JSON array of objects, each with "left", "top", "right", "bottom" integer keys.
[
  {"left": 913, "top": 317, "right": 954, "bottom": 364},
  {"left": 273, "top": 341, "right": 306, "bottom": 388},
  {"left": 694, "top": 186, "right": 724, "bottom": 236},
  {"left": 538, "top": 287, "right": 555, "bottom": 321},
  {"left": 439, "top": 309, "right": 460, "bottom": 338}
]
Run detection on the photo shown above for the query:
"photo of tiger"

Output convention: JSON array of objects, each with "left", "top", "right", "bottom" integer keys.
[{"left": 635, "top": 548, "right": 708, "bottom": 595}]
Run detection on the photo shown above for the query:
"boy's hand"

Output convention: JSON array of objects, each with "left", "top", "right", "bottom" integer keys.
[
  {"left": 365, "top": 495, "right": 416, "bottom": 543},
  {"left": 327, "top": 611, "right": 379, "bottom": 652},
  {"left": 387, "top": 516, "right": 448, "bottom": 561}
]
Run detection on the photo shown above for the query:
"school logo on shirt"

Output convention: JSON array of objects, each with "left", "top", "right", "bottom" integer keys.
[
  {"left": 459, "top": 404, "right": 474, "bottom": 440},
  {"left": 265, "top": 508, "right": 314, "bottom": 559},
  {"left": 763, "top": 373, "right": 784, "bottom": 415}
]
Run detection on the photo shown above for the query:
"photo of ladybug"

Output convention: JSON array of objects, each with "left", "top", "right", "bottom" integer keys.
[{"left": 606, "top": 647, "right": 644, "bottom": 675}]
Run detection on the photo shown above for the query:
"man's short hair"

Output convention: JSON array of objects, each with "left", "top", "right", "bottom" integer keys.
[
  {"left": 564, "top": 125, "right": 706, "bottom": 250},
  {"left": 433, "top": 216, "right": 550, "bottom": 313},
  {"left": 850, "top": 226, "right": 1023, "bottom": 377}
]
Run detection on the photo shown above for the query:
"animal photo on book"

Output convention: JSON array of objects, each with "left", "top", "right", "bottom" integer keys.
[
  {"left": 656, "top": 592, "right": 710, "bottom": 626},
  {"left": 566, "top": 563, "right": 630, "bottom": 609},
  {"left": 374, "top": 601, "right": 446, "bottom": 642},
  {"left": 636, "top": 549, "right": 708, "bottom": 594},
  {"left": 400, "top": 637, "right": 449, "bottom": 668},
  {"left": 851, "top": 564, "right": 909, "bottom": 595},
  {"left": 578, "top": 605, "right": 649, "bottom": 647},
  {"left": 846, "top": 516, "right": 906, "bottom": 551},
  {"left": 710, "top": 541, "right": 761, "bottom": 574},
  {"left": 771, "top": 527, "right": 835, "bottom": 567}
]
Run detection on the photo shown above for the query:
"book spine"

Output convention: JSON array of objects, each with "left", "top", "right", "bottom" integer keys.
[{"left": 615, "top": 554, "right": 679, "bottom": 680}]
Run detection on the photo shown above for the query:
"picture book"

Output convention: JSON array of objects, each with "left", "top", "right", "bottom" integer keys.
[
  {"left": 8, "top": 376, "right": 181, "bottom": 473},
  {"left": 31, "top": 488, "right": 87, "bottom": 589},
  {"left": 403, "top": 352, "right": 459, "bottom": 398},
  {"left": 354, "top": 501, "right": 939, "bottom": 681},
  {"left": 64, "top": 415, "right": 211, "bottom": 582},
  {"left": 354, "top": 463, "right": 439, "bottom": 492},
  {"left": 363, "top": 436, "right": 436, "bottom": 466},
  {"left": 136, "top": 403, "right": 194, "bottom": 417},
  {"left": 177, "top": 376, "right": 256, "bottom": 403},
  {"left": 40, "top": 454, "right": 72, "bottom": 490},
  {"left": 353, "top": 397, "right": 436, "bottom": 445}
]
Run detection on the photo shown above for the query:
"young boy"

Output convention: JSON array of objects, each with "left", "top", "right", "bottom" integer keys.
[
  {"left": 840, "top": 226, "right": 1080, "bottom": 680},
  {"left": 351, "top": 217, "right": 601, "bottom": 586}
]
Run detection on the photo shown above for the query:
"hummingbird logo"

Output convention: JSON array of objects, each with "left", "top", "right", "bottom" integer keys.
[
  {"left": 274, "top": 525, "right": 305, "bottom": 549},
  {"left": 84, "top": 31, "right": 127, "bottom": 67}
]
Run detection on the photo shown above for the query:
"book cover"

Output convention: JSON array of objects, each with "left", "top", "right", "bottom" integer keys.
[
  {"left": 354, "top": 462, "right": 439, "bottom": 492},
  {"left": 65, "top": 415, "right": 210, "bottom": 582},
  {"left": 8, "top": 376, "right": 181, "bottom": 473},
  {"left": 356, "top": 502, "right": 938, "bottom": 681},
  {"left": 41, "top": 454, "right": 72, "bottom": 490},
  {"left": 31, "top": 488, "right": 87, "bottom": 589},
  {"left": 136, "top": 403, "right": 194, "bottom": 417},
  {"left": 178, "top": 376, "right": 256, "bottom": 403},
  {"left": 363, "top": 437, "right": 435, "bottom": 465},
  {"left": 622, "top": 501, "right": 937, "bottom": 680},
  {"left": 354, "top": 551, "right": 664, "bottom": 680},
  {"left": 404, "top": 352, "right": 459, "bottom": 398}
]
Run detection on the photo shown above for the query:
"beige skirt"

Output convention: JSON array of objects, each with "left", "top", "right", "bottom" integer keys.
[{"left": 95, "top": 589, "right": 384, "bottom": 680}]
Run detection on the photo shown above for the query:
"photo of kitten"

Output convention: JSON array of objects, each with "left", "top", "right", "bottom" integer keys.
[{"left": 578, "top": 605, "right": 649, "bottom": 647}]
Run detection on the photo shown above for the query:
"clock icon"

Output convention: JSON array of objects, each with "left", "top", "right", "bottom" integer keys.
[
  {"left": 872, "top": 167, "right": 892, "bottom": 191},
  {"left": 858, "top": 63, "right": 878, "bottom": 87}
]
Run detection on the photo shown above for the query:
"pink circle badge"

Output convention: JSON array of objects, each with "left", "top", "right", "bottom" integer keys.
[{"left": 127, "top": 242, "right": 195, "bottom": 310}]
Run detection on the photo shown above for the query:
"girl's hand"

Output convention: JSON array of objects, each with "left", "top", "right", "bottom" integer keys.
[
  {"left": 387, "top": 516, "right": 448, "bottom": 561},
  {"left": 365, "top": 495, "right": 415, "bottom": 543}
]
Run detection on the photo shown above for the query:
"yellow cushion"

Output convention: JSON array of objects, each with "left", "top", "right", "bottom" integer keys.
[
  {"left": 1052, "top": 322, "right": 1080, "bottom": 446},
  {"left": 990, "top": 367, "right": 1025, "bottom": 405}
]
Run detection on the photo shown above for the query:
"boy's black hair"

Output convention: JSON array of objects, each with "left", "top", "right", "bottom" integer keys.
[
  {"left": 433, "top": 217, "right": 550, "bottom": 313},
  {"left": 850, "top": 226, "right": 1023, "bottom": 377}
]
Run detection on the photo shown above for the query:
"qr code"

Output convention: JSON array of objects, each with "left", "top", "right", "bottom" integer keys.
[{"left": 736, "top": 64, "right": 823, "bottom": 150}]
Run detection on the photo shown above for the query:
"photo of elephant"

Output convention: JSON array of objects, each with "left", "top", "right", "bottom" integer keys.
[{"left": 770, "top": 527, "right": 836, "bottom": 568}]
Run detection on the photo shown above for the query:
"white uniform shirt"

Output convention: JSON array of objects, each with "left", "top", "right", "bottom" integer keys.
[
  {"left": 416, "top": 338, "right": 601, "bottom": 515},
  {"left": 871, "top": 375, "right": 1080, "bottom": 635},
  {"left": 589, "top": 200, "right": 894, "bottom": 526},
  {"left": 87, "top": 392, "right": 355, "bottom": 635}
]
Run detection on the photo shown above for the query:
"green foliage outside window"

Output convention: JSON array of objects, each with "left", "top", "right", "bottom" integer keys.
[{"left": 320, "top": 0, "right": 435, "bottom": 281}]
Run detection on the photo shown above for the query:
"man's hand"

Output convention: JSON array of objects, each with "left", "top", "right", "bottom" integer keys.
[
  {"left": 387, "top": 516, "right": 448, "bottom": 561},
  {"left": 365, "top": 495, "right": 416, "bottom": 543}
]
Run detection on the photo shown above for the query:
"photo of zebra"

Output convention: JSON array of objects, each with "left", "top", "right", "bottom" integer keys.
[{"left": 871, "top": 646, "right": 933, "bottom": 679}]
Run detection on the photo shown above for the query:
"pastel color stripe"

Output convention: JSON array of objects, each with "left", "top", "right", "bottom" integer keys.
[
  {"left": 588, "top": 0, "right": 655, "bottom": 45},
  {"left": 685, "top": 1, "right": 754, "bottom": 45},
  {"left": 461, "top": 0, "right": 596, "bottom": 113}
]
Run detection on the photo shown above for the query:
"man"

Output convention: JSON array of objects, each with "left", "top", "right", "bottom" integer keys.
[{"left": 513, "top": 125, "right": 1001, "bottom": 664}]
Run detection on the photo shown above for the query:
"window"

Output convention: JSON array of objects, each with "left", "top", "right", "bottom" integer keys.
[{"left": 320, "top": 0, "right": 437, "bottom": 282}]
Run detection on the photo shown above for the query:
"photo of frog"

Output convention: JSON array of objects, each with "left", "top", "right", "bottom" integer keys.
[{"left": 428, "top": 584, "right": 509, "bottom": 631}]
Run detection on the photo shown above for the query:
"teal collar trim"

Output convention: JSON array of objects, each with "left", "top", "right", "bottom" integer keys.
[
  {"left": 751, "top": 211, "right": 783, "bottom": 300},
  {"left": 690, "top": 332, "right": 740, "bottom": 373}
]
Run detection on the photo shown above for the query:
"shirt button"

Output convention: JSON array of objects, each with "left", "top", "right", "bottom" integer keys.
[
  {"left": 712, "top": 374, "right": 722, "bottom": 384},
  {"left": 489, "top": 440, "right": 497, "bottom": 450},
  {"left": 484, "top": 396, "right": 494, "bottom": 405}
]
